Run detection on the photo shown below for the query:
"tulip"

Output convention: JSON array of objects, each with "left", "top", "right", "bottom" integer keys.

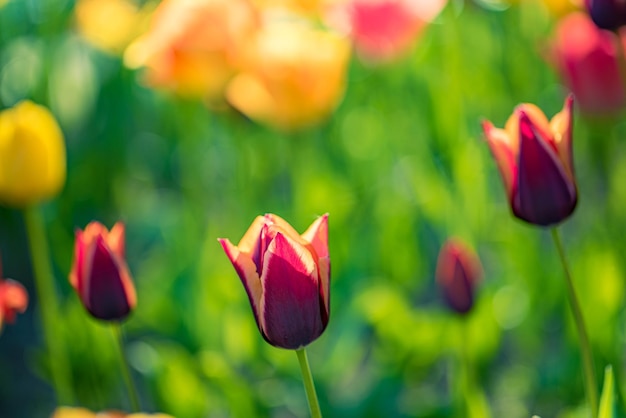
[
  {"left": 69, "top": 222, "right": 136, "bottom": 321},
  {"left": 124, "top": 0, "right": 259, "bottom": 101},
  {"left": 0, "top": 260, "right": 28, "bottom": 332},
  {"left": 219, "top": 214, "right": 330, "bottom": 350},
  {"left": 585, "top": 0, "right": 626, "bottom": 31},
  {"left": 225, "top": 14, "right": 350, "bottom": 131},
  {"left": 436, "top": 239, "right": 482, "bottom": 315},
  {"left": 550, "top": 12, "right": 625, "bottom": 115},
  {"left": 0, "top": 101, "right": 66, "bottom": 207},
  {"left": 482, "top": 96, "right": 577, "bottom": 227},
  {"left": 324, "top": 0, "right": 446, "bottom": 63},
  {"left": 74, "top": 0, "right": 153, "bottom": 55},
  {"left": 51, "top": 407, "right": 173, "bottom": 418}
]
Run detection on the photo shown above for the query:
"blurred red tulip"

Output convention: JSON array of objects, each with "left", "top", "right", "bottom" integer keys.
[
  {"left": 219, "top": 214, "right": 330, "bottom": 349},
  {"left": 124, "top": 0, "right": 259, "bottom": 100},
  {"left": 436, "top": 239, "right": 482, "bottom": 315},
  {"left": 325, "top": 0, "right": 446, "bottom": 63},
  {"left": 585, "top": 0, "right": 626, "bottom": 31},
  {"left": 551, "top": 12, "right": 626, "bottom": 115},
  {"left": 0, "top": 256, "right": 28, "bottom": 332},
  {"left": 482, "top": 96, "right": 577, "bottom": 226},
  {"left": 69, "top": 222, "right": 136, "bottom": 321}
]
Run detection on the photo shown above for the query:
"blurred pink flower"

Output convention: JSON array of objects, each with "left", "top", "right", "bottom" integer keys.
[
  {"left": 0, "top": 276, "right": 28, "bottom": 333},
  {"left": 551, "top": 12, "right": 626, "bottom": 115},
  {"left": 325, "top": 0, "right": 446, "bottom": 63}
]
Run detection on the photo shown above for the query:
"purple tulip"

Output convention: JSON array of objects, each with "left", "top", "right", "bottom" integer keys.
[
  {"left": 219, "top": 214, "right": 330, "bottom": 350},
  {"left": 482, "top": 96, "right": 577, "bottom": 227},
  {"left": 585, "top": 0, "right": 626, "bottom": 31},
  {"left": 436, "top": 239, "right": 482, "bottom": 315}
]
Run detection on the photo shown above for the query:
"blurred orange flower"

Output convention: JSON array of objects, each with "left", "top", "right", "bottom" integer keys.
[
  {"left": 124, "top": 0, "right": 259, "bottom": 101},
  {"left": 226, "top": 13, "right": 350, "bottom": 131},
  {"left": 74, "top": 0, "right": 154, "bottom": 55},
  {"left": 0, "top": 256, "right": 28, "bottom": 333},
  {"left": 550, "top": 12, "right": 625, "bottom": 114},
  {"left": 51, "top": 407, "right": 174, "bottom": 418},
  {"left": 252, "top": 0, "right": 322, "bottom": 15},
  {"left": 325, "top": 0, "right": 446, "bottom": 63}
]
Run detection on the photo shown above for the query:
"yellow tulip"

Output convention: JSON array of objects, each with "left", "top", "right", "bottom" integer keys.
[
  {"left": 51, "top": 406, "right": 174, "bottom": 418},
  {"left": 74, "top": 0, "right": 154, "bottom": 55},
  {"left": 226, "top": 14, "right": 351, "bottom": 131},
  {"left": 0, "top": 101, "right": 66, "bottom": 207}
]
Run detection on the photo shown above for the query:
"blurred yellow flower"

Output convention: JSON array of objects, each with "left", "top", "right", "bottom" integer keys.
[
  {"left": 508, "top": 0, "right": 581, "bottom": 16},
  {"left": 124, "top": 0, "right": 259, "bottom": 101},
  {"left": 251, "top": 0, "right": 322, "bottom": 15},
  {"left": 74, "top": 0, "right": 154, "bottom": 55},
  {"left": 226, "top": 14, "right": 351, "bottom": 131},
  {"left": 0, "top": 101, "right": 66, "bottom": 207},
  {"left": 51, "top": 406, "right": 174, "bottom": 418}
]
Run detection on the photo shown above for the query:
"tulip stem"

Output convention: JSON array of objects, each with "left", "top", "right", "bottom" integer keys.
[
  {"left": 112, "top": 323, "right": 141, "bottom": 413},
  {"left": 551, "top": 228, "right": 598, "bottom": 418},
  {"left": 296, "top": 348, "right": 322, "bottom": 418},
  {"left": 23, "top": 206, "right": 74, "bottom": 405}
]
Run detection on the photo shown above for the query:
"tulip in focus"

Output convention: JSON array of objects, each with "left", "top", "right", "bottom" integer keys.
[
  {"left": 436, "top": 239, "right": 482, "bottom": 315},
  {"left": 550, "top": 12, "right": 626, "bottom": 115},
  {"left": 51, "top": 407, "right": 173, "bottom": 418},
  {"left": 124, "top": 0, "right": 259, "bottom": 100},
  {"left": 0, "top": 258, "right": 28, "bottom": 333},
  {"left": 585, "top": 0, "right": 626, "bottom": 31},
  {"left": 226, "top": 14, "right": 350, "bottom": 131},
  {"left": 74, "top": 0, "right": 154, "bottom": 55},
  {"left": 325, "top": 0, "right": 446, "bottom": 63},
  {"left": 482, "top": 96, "right": 577, "bottom": 227},
  {"left": 219, "top": 214, "right": 330, "bottom": 349},
  {"left": 0, "top": 101, "right": 66, "bottom": 207},
  {"left": 70, "top": 222, "right": 136, "bottom": 321}
]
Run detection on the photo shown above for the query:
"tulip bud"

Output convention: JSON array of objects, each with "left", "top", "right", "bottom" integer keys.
[
  {"left": 69, "top": 222, "right": 136, "bottom": 321},
  {"left": 585, "top": 0, "right": 626, "bottom": 31},
  {"left": 482, "top": 95, "right": 577, "bottom": 227},
  {"left": 0, "top": 101, "right": 66, "bottom": 207},
  {"left": 0, "top": 254, "right": 28, "bottom": 333},
  {"left": 436, "top": 239, "right": 482, "bottom": 315},
  {"left": 219, "top": 214, "right": 330, "bottom": 350}
]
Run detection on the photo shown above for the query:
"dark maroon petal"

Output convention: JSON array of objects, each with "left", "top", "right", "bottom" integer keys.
[
  {"left": 513, "top": 113, "right": 577, "bottom": 226},
  {"left": 260, "top": 232, "right": 325, "bottom": 349},
  {"left": 86, "top": 236, "right": 132, "bottom": 321},
  {"left": 436, "top": 240, "right": 481, "bottom": 315},
  {"left": 586, "top": 0, "right": 626, "bottom": 31}
]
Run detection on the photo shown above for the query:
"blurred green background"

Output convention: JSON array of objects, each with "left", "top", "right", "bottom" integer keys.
[{"left": 2, "top": 0, "right": 626, "bottom": 417}]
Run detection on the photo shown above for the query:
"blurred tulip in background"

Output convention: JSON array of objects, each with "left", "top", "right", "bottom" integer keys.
[
  {"left": 51, "top": 407, "right": 173, "bottom": 418},
  {"left": 436, "top": 239, "right": 482, "bottom": 315},
  {"left": 0, "top": 101, "right": 66, "bottom": 207},
  {"left": 69, "top": 222, "right": 136, "bottom": 321},
  {"left": 325, "top": 0, "right": 446, "bottom": 63},
  {"left": 74, "top": 0, "right": 153, "bottom": 55},
  {"left": 219, "top": 214, "right": 330, "bottom": 350},
  {"left": 124, "top": 0, "right": 259, "bottom": 101},
  {"left": 585, "top": 0, "right": 626, "bottom": 30},
  {"left": 482, "top": 96, "right": 577, "bottom": 226},
  {"left": 0, "top": 267, "right": 28, "bottom": 333},
  {"left": 550, "top": 12, "right": 626, "bottom": 115},
  {"left": 226, "top": 13, "right": 350, "bottom": 131}
]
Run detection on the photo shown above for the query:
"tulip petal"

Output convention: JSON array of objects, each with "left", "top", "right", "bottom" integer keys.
[
  {"left": 108, "top": 222, "right": 126, "bottom": 259},
  {"left": 259, "top": 232, "right": 323, "bottom": 349},
  {"left": 86, "top": 236, "right": 134, "bottom": 320},
  {"left": 301, "top": 214, "right": 329, "bottom": 259},
  {"left": 550, "top": 94, "right": 575, "bottom": 182},
  {"left": 0, "top": 279, "right": 28, "bottom": 323},
  {"left": 482, "top": 121, "right": 517, "bottom": 198},
  {"left": 514, "top": 112, "right": 577, "bottom": 226},
  {"left": 265, "top": 213, "right": 303, "bottom": 241},
  {"left": 69, "top": 229, "right": 85, "bottom": 294},
  {"left": 218, "top": 238, "right": 263, "bottom": 326}
]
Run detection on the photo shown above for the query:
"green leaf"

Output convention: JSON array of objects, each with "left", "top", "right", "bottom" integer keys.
[{"left": 599, "top": 365, "right": 615, "bottom": 418}]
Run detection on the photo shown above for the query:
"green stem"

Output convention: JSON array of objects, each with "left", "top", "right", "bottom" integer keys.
[
  {"left": 295, "top": 348, "right": 322, "bottom": 418},
  {"left": 23, "top": 206, "right": 74, "bottom": 405},
  {"left": 551, "top": 228, "right": 598, "bottom": 418},
  {"left": 112, "top": 323, "right": 141, "bottom": 412}
]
